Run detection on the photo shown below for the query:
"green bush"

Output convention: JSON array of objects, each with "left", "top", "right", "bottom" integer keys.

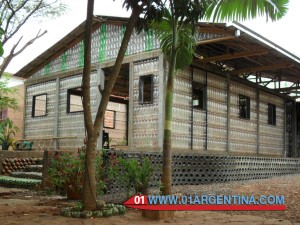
[
  {"left": 47, "top": 147, "right": 106, "bottom": 197},
  {"left": 110, "top": 157, "right": 154, "bottom": 197}
]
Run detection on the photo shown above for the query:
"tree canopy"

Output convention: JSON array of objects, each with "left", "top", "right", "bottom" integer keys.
[{"left": 0, "top": 0, "right": 67, "bottom": 77}]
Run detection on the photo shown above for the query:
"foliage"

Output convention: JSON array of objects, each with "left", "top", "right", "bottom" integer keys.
[
  {"left": 109, "top": 157, "right": 154, "bottom": 198},
  {"left": 204, "top": 0, "right": 289, "bottom": 22},
  {"left": 47, "top": 148, "right": 106, "bottom": 197},
  {"left": 0, "top": 0, "right": 67, "bottom": 77},
  {"left": 151, "top": 0, "right": 205, "bottom": 70},
  {"left": 0, "top": 118, "right": 19, "bottom": 149},
  {"left": 0, "top": 74, "right": 18, "bottom": 111}
]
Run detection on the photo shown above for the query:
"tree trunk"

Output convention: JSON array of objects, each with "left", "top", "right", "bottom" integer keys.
[
  {"left": 83, "top": 136, "right": 97, "bottom": 210},
  {"left": 161, "top": 12, "right": 178, "bottom": 195},
  {"left": 93, "top": 6, "right": 141, "bottom": 133},
  {"left": 81, "top": 1, "right": 142, "bottom": 211},
  {"left": 161, "top": 59, "right": 176, "bottom": 195},
  {"left": 82, "top": 0, "right": 97, "bottom": 211}
]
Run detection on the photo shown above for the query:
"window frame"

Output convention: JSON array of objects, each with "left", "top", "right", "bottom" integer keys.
[
  {"left": 192, "top": 81, "right": 206, "bottom": 110},
  {"left": 268, "top": 103, "right": 276, "bottom": 126},
  {"left": 67, "top": 87, "right": 84, "bottom": 114},
  {"left": 104, "top": 110, "right": 116, "bottom": 129},
  {"left": 32, "top": 94, "right": 47, "bottom": 118},
  {"left": 239, "top": 94, "right": 250, "bottom": 120},
  {"left": 139, "top": 74, "right": 154, "bottom": 105}
]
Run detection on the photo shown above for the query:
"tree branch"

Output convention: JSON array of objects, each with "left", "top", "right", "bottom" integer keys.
[
  {"left": 3, "top": 0, "right": 29, "bottom": 38},
  {"left": 0, "top": 29, "right": 47, "bottom": 77},
  {"left": 13, "top": 29, "right": 47, "bottom": 57},
  {"left": 3, "top": 0, "right": 43, "bottom": 45}
]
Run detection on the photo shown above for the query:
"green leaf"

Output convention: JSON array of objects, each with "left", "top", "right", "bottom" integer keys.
[{"left": 204, "top": 0, "right": 289, "bottom": 22}]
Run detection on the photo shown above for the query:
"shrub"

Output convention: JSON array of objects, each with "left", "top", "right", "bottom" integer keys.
[{"left": 47, "top": 147, "right": 106, "bottom": 198}]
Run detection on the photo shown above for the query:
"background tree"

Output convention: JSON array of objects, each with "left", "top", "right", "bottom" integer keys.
[
  {"left": 82, "top": 0, "right": 163, "bottom": 210},
  {"left": 0, "top": 0, "right": 66, "bottom": 77},
  {"left": 0, "top": 74, "right": 18, "bottom": 111},
  {"left": 154, "top": 0, "right": 289, "bottom": 196},
  {"left": 0, "top": 74, "right": 19, "bottom": 150}
]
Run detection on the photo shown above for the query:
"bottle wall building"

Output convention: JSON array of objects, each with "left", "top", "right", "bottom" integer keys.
[{"left": 15, "top": 16, "right": 300, "bottom": 158}]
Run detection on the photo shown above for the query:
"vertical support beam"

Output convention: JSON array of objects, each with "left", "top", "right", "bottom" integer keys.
[
  {"left": 283, "top": 98, "right": 286, "bottom": 157},
  {"left": 205, "top": 71, "right": 208, "bottom": 151},
  {"left": 158, "top": 54, "right": 165, "bottom": 150},
  {"left": 292, "top": 101, "right": 297, "bottom": 157},
  {"left": 279, "top": 74, "right": 281, "bottom": 90},
  {"left": 22, "top": 83, "right": 27, "bottom": 139},
  {"left": 190, "top": 67, "right": 194, "bottom": 150},
  {"left": 53, "top": 78, "right": 60, "bottom": 150},
  {"left": 128, "top": 62, "right": 134, "bottom": 150},
  {"left": 256, "top": 84, "right": 260, "bottom": 155},
  {"left": 226, "top": 73, "right": 231, "bottom": 152}
]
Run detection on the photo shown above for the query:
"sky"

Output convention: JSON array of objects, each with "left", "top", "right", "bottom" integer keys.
[{"left": 3, "top": 0, "right": 300, "bottom": 74}]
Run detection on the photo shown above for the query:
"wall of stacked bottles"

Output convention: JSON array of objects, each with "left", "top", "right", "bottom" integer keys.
[
  {"left": 230, "top": 81, "right": 258, "bottom": 154},
  {"left": 171, "top": 70, "right": 193, "bottom": 149},
  {"left": 259, "top": 92, "right": 284, "bottom": 155},
  {"left": 104, "top": 102, "right": 127, "bottom": 146},
  {"left": 25, "top": 80, "right": 56, "bottom": 149},
  {"left": 57, "top": 73, "right": 99, "bottom": 150},
  {"left": 206, "top": 73, "right": 228, "bottom": 151},
  {"left": 30, "top": 23, "right": 160, "bottom": 79},
  {"left": 191, "top": 68, "right": 207, "bottom": 150},
  {"left": 106, "top": 151, "right": 300, "bottom": 193},
  {"left": 132, "top": 59, "right": 160, "bottom": 149},
  {"left": 29, "top": 22, "right": 224, "bottom": 80},
  {"left": 285, "top": 101, "right": 293, "bottom": 157}
]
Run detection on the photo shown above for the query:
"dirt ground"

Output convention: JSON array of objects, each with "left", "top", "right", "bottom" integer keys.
[{"left": 0, "top": 174, "right": 299, "bottom": 225}]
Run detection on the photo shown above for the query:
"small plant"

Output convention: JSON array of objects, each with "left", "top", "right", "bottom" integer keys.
[
  {"left": 47, "top": 147, "right": 106, "bottom": 199},
  {"left": 0, "top": 118, "right": 19, "bottom": 150},
  {"left": 111, "top": 157, "right": 154, "bottom": 197}
]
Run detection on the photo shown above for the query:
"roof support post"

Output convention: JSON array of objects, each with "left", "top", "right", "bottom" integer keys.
[
  {"left": 53, "top": 77, "right": 60, "bottom": 150},
  {"left": 22, "top": 85, "right": 27, "bottom": 139},
  {"left": 158, "top": 54, "right": 166, "bottom": 150},
  {"left": 256, "top": 78, "right": 260, "bottom": 155},
  {"left": 128, "top": 62, "right": 134, "bottom": 150},
  {"left": 283, "top": 98, "right": 287, "bottom": 157},
  {"left": 226, "top": 72, "right": 231, "bottom": 152},
  {"left": 292, "top": 101, "right": 297, "bottom": 157}
]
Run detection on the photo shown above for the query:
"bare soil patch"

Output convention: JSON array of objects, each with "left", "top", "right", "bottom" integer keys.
[{"left": 0, "top": 174, "right": 299, "bottom": 224}]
